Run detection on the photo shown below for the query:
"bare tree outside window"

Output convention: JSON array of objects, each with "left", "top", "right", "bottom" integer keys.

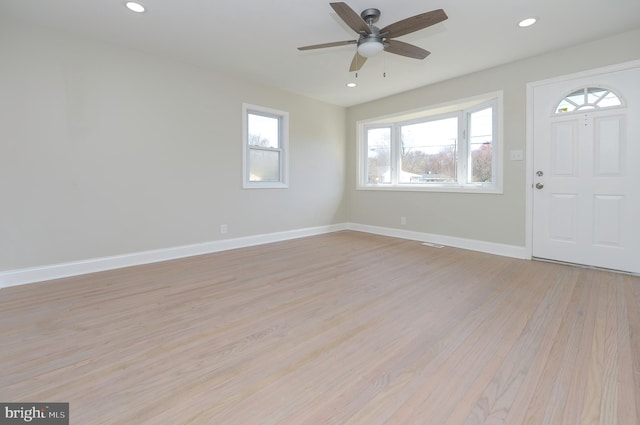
[
  {"left": 471, "top": 144, "right": 492, "bottom": 182},
  {"left": 469, "top": 107, "right": 493, "bottom": 183}
]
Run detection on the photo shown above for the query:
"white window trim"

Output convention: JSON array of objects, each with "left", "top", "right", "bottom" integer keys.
[
  {"left": 357, "top": 91, "right": 503, "bottom": 194},
  {"left": 242, "top": 103, "right": 289, "bottom": 189}
]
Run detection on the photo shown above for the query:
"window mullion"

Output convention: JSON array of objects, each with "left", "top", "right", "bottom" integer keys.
[
  {"left": 392, "top": 124, "right": 400, "bottom": 185},
  {"left": 458, "top": 111, "right": 467, "bottom": 185}
]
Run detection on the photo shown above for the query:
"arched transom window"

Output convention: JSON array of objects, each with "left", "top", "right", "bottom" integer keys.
[{"left": 555, "top": 87, "right": 623, "bottom": 114}]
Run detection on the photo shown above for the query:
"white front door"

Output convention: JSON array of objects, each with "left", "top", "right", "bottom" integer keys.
[{"left": 532, "top": 64, "right": 640, "bottom": 273}]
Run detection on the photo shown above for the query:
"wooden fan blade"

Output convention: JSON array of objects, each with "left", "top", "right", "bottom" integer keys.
[
  {"left": 298, "top": 40, "right": 357, "bottom": 51},
  {"left": 349, "top": 52, "right": 367, "bottom": 72},
  {"left": 380, "top": 9, "right": 448, "bottom": 38},
  {"left": 384, "top": 40, "right": 430, "bottom": 59},
  {"left": 330, "top": 2, "right": 372, "bottom": 34}
]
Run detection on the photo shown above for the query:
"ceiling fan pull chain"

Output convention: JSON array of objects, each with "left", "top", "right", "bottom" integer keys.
[{"left": 383, "top": 54, "right": 387, "bottom": 78}]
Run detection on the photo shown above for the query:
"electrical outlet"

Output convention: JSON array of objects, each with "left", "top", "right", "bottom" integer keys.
[
  {"left": 220, "top": 224, "right": 228, "bottom": 234},
  {"left": 400, "top": 216, "right": 407, "bottom": 225}
]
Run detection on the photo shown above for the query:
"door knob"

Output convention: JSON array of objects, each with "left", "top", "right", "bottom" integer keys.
[{"left": 535, "top": 182, "right": 544, "bottom": 190}]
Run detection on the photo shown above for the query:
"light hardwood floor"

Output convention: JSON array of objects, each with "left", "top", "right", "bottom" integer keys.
[{"left": 1, "top": 231, "right": 639, "bottom": 424}]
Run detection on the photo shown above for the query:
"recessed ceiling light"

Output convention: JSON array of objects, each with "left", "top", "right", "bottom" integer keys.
[
  {"left": 518, "top": 18, "right": 537, "bottom": 28},
  {"left": 346, "top": 82, "right": 357, "bottom": 88},
  {"left": 126, "top": 2, "right": 145, "bottom": 13}
]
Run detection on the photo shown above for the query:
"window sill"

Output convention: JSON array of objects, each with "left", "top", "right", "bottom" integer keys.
[
  {"left": 243, "top": 182, "right": 289, "bottom": 189},
  {"left": 356, "top": 184, "right": 503, "bottom": 194}
]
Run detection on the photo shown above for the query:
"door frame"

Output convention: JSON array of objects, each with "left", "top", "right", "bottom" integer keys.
[{"left": 525, "top": 59, "right": 640, "bottom": 261}]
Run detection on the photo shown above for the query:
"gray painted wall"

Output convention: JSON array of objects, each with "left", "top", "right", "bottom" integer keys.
[
  {"left": 345, "top": 28, "right": 640, "bottom": 247},
  {"left": 0, "top": 20, "right": 347, "bottom": 271},
  {"left": 2, "top": 17, "right": 639, "bottom": 273}
]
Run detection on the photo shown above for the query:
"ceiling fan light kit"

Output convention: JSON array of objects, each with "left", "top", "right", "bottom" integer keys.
[
  {"left": 357, "top": 38, "right": 384, "bottom": 57},
  {"left": 298, "top": 2, "right": 448, "bottom": 72}
]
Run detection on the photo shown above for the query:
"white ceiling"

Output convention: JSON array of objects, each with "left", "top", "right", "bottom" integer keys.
[{"left": 2, "top": 0, "right": 640, "bottom": 107}]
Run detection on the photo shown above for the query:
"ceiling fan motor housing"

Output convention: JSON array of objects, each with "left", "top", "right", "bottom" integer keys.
[
  {"left": 360, "top": 8, "right": 381, "bottom": 24},
  {"left": 357, "top": 8, "right": 384, "bottom": 57}
]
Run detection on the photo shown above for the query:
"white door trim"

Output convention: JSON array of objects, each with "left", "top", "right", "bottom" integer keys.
[{"left": 525, "top": 59, "right": 640, "bottom": 261}]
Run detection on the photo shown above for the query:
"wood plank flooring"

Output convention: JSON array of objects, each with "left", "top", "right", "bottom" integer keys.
[{"left": 1, "top": 231, "right": 639, "bottom": 424}]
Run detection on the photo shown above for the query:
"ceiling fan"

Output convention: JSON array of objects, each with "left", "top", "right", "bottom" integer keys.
[{"left": 298, "top": 2, "right": 448, "bottom": 72}]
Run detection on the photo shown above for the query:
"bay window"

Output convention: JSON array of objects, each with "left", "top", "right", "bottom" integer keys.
[{"left": 359, "top": 93, "right": 502, "bottom": 193}]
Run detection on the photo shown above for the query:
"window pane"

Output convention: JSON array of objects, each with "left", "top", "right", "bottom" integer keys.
[
  {"left": 367, "top": 127, "right": 391, "bottom": 184},
  {"left": 248, "top": 113, "right": 279, "bottom": 148},
  {"left": 400, "top": 117, "right": 458, "bottom": 183},
  {"left": 597, "top": 91, "right": 622, "bottom": 108},
  {"left": 469, "top": 107, "right": 493, "bottom": 183},
  {"left": 587, "top": 88, "right": 608, "bottom": 104},
  {"left": 556, "top": 99, "right": 576, "bottom": 113},
  {"left": 566, "top": 89, "right": 585, "bottom": 106},
  {"left": 556, "top": 87, "right": 623, "bottom": 114},
  {"left": 249, "top": 149, "right": 280, "bottom": 182}
]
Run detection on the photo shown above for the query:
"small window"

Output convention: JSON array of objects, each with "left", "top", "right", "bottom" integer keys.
[
  {"left": 555, "top": 87, "right": 623, "bottom": 114},
  {"left": 243, "top": 104, "right": 289, "bottom": 188}
]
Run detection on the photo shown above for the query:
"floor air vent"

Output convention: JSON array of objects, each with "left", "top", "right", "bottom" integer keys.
[{"left": 422, "top": 242, "right": 445, "bottom": 248}]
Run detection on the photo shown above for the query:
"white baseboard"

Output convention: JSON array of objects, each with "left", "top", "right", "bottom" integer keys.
[
  {"left": 0, "top": 224, "right": 349, "bottom": 289},
  {"left": 0, "top": 222, "right": 527, "bottom": 289},
  {"left": 347, "top": 223, "right": 528, "bottom": 260}
]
